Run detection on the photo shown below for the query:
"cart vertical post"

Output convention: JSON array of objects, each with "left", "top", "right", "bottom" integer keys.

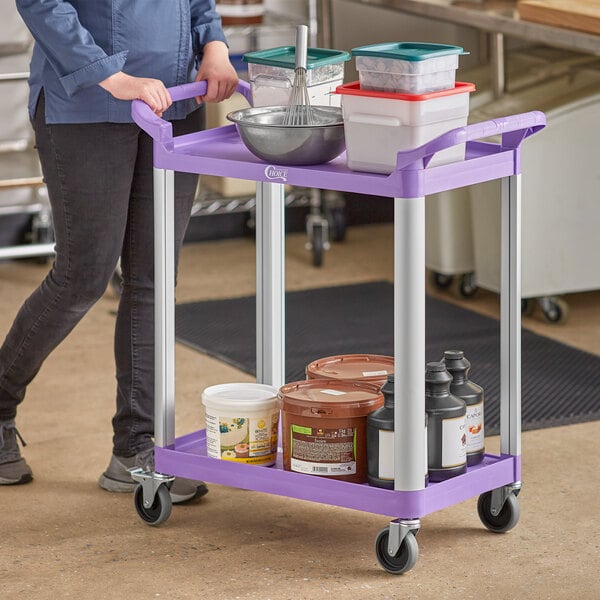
[
  {"left": 154, "top": 167, "right": 176, "bottom": 448},
  {"left": 255, "top": 181, "right": 286, "bottom": 388},
  {"left": 500, "top": 174, "right": 522, "bottom": 462},
  {"left": 393, "top": 195, "right": 427, "bottom": 493}
]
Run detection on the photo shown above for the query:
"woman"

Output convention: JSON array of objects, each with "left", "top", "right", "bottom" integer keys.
[{"left": 0, "top": 0, "right": 238, "bottom": 502}]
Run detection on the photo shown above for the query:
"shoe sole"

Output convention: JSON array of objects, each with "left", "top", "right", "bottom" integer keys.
[{"left": 0, "top": 473, "right": 33, "bottom": 485}]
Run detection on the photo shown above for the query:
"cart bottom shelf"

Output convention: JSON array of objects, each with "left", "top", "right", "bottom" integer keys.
[{"left": 155, "top": 430, "right": 520, "bottom": 519}]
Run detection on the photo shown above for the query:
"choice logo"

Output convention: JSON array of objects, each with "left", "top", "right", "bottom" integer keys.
[{"left": 264, "top": 165, "right": 288, "bottom": 181}]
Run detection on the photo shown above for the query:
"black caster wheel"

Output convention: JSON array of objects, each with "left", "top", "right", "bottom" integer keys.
[
  {"left": 374, "top": 527, "right": 419, "bottom": 574},
  {"left": 431, "top": 272, "right": 454, "bottom": 289},
  {"left": 539, "top": 296, "right": 569, "bottom": 324},
  {"left": 459, "top": 273, "right": 478, "bottom": 298},
  {"left": 134, "top": 484, "right": 172, "bottom": 526},
  {"left": 311, "top": 223, "right": 325, "bottom": 267},
  {"left": 477, "top": 490, "right": 520, "bottom": 533},
  {"left": 521, "top": 298, "right": 536, "bottom": 316},
  {"left": 328, "top": 207, "right": 347, "bottom": 243}
]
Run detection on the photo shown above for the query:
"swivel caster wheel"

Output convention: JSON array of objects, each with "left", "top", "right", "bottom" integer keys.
[
  {"left": 477, "top": 490, "right": 520, "bottom": 533},
  {"left": 539, "top": 296, "right": 569, "bottom": 324},
  {"left": 374, "top": 526, "right": 419, "bottom": 574},
  {"left": 134, "top": 483, "right": 172, "bottom": 526},
  {"left": 431, "top": 272, "right": 454, "bottom": 289},
  {"left": 459, "top": 272, "right": 478, "bottom": 298}
]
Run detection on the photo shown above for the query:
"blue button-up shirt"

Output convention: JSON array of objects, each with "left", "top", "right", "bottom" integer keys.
[{"left": 16, "top": 0, "right": 228, "bottom": 124}]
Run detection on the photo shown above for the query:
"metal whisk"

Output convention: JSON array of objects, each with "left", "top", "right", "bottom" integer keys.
[{"left": 283, "top": 24, "right": 314, "bottom": 126}]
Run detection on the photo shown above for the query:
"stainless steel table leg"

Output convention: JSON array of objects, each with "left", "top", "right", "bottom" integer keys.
[{"left": 255, "top": 181, "right": 285, "bottom": 388}]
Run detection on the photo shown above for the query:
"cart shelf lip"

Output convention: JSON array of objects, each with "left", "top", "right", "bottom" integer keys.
[
  {"left": 150, "top": 121, "right": 542, "bottom": 199},
  {"left": 154, "top": 429, "right": 520, "bottom": 519}
]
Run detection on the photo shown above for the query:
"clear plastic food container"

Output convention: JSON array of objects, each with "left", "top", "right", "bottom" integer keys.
[
  {"left": 352, "top": 42, "right": 467, "bottom": 94},
  {"left": 243, "top": 46, "right": 350, "bottom": 107}
]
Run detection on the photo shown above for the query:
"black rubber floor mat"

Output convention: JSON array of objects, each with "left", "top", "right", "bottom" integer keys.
[{"left": 175, "top": 281, "right": 600, "bottom": 435}]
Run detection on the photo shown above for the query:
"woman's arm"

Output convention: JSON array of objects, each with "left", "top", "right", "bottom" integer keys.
[{"left": 16, "top": 0, "right": 126, "bottom": 96}]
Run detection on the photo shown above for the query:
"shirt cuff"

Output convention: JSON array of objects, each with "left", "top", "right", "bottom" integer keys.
[
  {"left": 59, "top": 51, "right": 129, "bottom": 97},
  {"left": 191, "top": 23, "right": 229, "bottom": 56}
]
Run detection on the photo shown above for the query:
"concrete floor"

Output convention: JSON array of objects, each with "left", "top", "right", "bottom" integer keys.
[{"left": 1, "top": 224, "right": 599, "bottom": 599}]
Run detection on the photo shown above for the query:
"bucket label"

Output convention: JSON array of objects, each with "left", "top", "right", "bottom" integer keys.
[
  {"left": 289, "top": 425, "right": 357, "bottom": 476},
  {"left": 362, "top": 370, "right": 388, "bottom": 377},
  {"left": 319, "top": 389, "right": 347, "bottom": 396},
  {"left": 205, "top": 411, "right": 279, "bottom": 464}
]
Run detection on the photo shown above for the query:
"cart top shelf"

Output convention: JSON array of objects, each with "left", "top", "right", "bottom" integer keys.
[{"left": 132, "top": 81, "right": 545, "bottom": 198}]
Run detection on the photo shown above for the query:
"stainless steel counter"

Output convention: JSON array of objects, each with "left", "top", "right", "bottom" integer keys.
[{"left": 325, "top": 0, "right": 600, "bottom": 95}]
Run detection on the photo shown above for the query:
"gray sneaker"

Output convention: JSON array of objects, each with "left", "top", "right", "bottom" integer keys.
[
  {"left": 98, "top": 447, "right": 208, "bottom": 504},
  {"left": 0, "top": 419, "right": 33, "bottom": 485}
]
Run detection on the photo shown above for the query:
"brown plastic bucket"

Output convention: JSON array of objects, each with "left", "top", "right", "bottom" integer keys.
[
  {"left": 306, "top": 354, "right": 394, "bottom": 389},
  {"left": 278, "top": 379, "right": 384, "bottom": 483}
]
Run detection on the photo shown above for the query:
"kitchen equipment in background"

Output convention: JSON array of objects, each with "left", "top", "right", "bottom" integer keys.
[
  {"left": 336, "top": 81, "right": 475, "bottom": 173},
  {"left": 216, "top": 0, "right": 265, "bottom": 25},
  {"left": 351, "top": 42, "right": 467, "bottom": 95}
]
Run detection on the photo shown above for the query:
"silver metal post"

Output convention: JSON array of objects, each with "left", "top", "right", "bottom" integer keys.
[
  {"left": 490, "top": 32, "right": 505, "bottom": 98},
  {"left": 255, "top": 181, "right": 285, "bottom": 388},
  {"left": 500, "top": 174, "right": 522, "bottom": 456},
  {"left": 153, "top": 167, "right": 176, "bottom": 448},
  {"left": 394, "top": 196, "right": 426, "bottom": 491}
]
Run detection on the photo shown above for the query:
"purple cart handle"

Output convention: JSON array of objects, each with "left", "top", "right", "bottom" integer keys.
[
  {"left": 395, "top": 110, "right": 547, "bottom": 171},
  {"left": 131, "top": 79, "right": 252, "bottom": 145}
]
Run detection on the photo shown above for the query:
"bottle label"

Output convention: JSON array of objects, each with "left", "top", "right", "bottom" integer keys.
[
  {"left": 466, "top": 401, "right": 484, "bottom": 453},
  {"left": 378, "top": 430, "right": 394, "bottom": 480},
  {"left": 441, "top": 415, "right": 467, "bottom": 468},
  {"left": 378, "top": 426, "right": 428, "bottom": 481}
]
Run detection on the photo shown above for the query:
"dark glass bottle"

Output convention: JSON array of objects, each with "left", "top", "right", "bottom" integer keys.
[
  {"left": 425, "top": 362, "right": 467, "bottom": 482},
  {"left": 442, "top": 350, "right": 485, "bottom": 466},
  {"left": 367, "top": 375, "right": 428, "bottom": 489}
]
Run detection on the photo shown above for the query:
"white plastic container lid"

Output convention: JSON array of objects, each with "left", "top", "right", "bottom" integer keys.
[{"left": 202, "top": 382, "right": 278, "bottom": 412}]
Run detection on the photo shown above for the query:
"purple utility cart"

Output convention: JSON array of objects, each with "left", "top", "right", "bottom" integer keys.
[{"left": 130, "top": 79, "right": 545, "bottom": 574}]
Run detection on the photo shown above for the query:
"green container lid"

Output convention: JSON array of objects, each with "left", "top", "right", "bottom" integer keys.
[
  {"left": 351, "top": 42, "right": 467, "bottom": 61},
  {"left": 243, "top": 46, "right": 350, "bottom": 70}
]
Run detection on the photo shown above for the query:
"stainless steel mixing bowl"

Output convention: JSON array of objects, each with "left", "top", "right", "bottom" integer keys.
[{"left": 226, "top": 106, "right": 345, "bottom": 166}]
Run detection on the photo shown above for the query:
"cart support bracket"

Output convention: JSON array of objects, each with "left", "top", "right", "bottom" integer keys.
[
  {"left": 490, "top": 481, "right": 522, "bottom": 516},
  {"left": 130, "top": 468, "right": 175, "bottom": 508},
  {"left": 388, "top": 518, "right": 421, "bottom": 556}
]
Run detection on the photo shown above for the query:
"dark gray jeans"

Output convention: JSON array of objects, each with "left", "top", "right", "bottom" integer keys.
[{"left": 0, "top": 92, "right": 203, "bottom": 457}]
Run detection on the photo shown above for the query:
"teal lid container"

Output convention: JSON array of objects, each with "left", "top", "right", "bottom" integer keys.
[
  {"left": 351, "top": 42, "right": 469, "bottom": 94},
  {"left": 243, "top": 46, "right": 350, "bottom": 86},
  {"left": 351, "top": 42, "right": 466, "bottom": 61}
]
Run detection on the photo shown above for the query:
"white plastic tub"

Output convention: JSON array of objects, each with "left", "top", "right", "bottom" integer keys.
[
  {"left": 336, "top": 81, "right": 475, "bottom": 174},
  {"left": 352, "top": 42, "right": 466, "bottom": 94},
  {"left": 201, "top": 383, "right": 279, "bottom": 465}
]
